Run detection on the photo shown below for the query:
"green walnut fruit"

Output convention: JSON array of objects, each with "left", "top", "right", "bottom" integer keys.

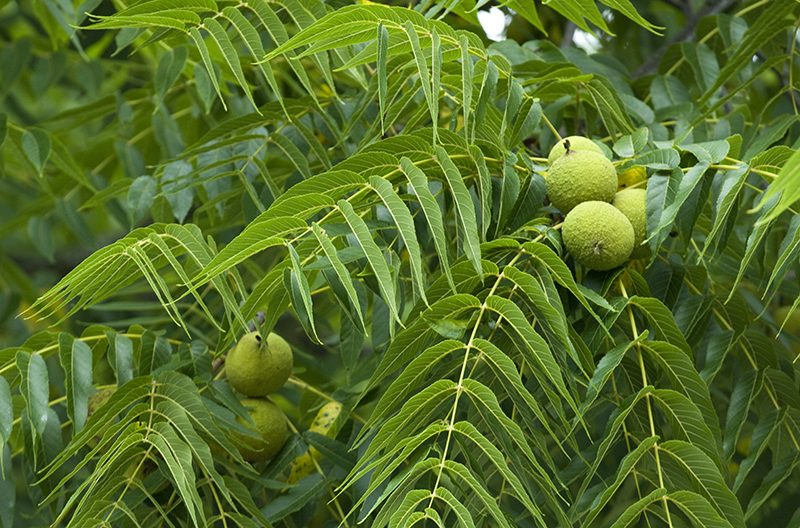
[
  {"left": 562, "top": 201, "right": 635, "bottom": 271},
  {"left": 232, "top": 398, "right": 287, "bottom": 463},
  {"left": 547, "top": 136, "right": 604, "bottom": 166},
  {"left": 226, "top": 331, "right": 293, "bottom": 396},
  {"left": 612, "top": 188, "right": 649, "bottom": 259},
  {"left": 546, "top": 149, "right": 617, "bottom": 214}
]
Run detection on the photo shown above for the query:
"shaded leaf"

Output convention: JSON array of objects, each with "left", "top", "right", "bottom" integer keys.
[{"left": 58, "top": 333, "right": 92, "bottom": 434}]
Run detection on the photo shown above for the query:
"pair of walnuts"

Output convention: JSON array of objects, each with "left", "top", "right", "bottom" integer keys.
[
  {"left": 546, "top": 136, "right": 648, "bottom": 271},
  {"left": 225, "top": 331, "right": 293, "bottom": 462}
]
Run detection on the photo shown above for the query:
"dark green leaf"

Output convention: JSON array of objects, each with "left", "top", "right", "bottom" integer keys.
[
  {"left": 21, "top": 128, "right": 51, "bottom": 176},
  {"left": 58, "top": 333, "right": 92, "bottom": 433},
  {"left": 16, "top": 351, "right": 49, "bottom": 440}
]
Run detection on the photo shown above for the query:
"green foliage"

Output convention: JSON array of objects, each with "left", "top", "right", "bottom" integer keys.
[{"left": 1, "top": 0, "right": 800, "bottom": 526}]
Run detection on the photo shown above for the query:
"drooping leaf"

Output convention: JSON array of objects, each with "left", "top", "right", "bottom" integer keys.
[
  {"left": 400, "top": 157, "right": 454, "bottom": 292},
  {"left": 377, "top": 23, "right": 388, "bottom": 131},
  {"left": 312, "top": 223, "right": 365, "bottom": 332},
  {"left": 608, "top": 488, "right": 667, "bottom": 528},
  {"left": 667, "top": 490, "right": 734, "bottom": 528},
  {"left": 435, "top": 146, "right": 482, "bottom": 277},
  {"left": 659, "top": 440, "right": 746, "bottom": 528},
  {"left": 16, "top": 351, "right": 49, "bottom": 454},
  {"left": 338, "top": 199, "right": 401, "bottom": 325},
  {"left": 0, "top": 378, "right": 11, "bottom": 474},
  {"left": 188, "top": 26, "right": 225, "bottom": 109},
  {"left": 369, "top": 176, "right": 427, "bottom": 304},
  {"left": 58, "top": 333, "right": 92, "bottom": 434},
  {"left": 581, "top": 436, "right": 659, "bottom": 526}
]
